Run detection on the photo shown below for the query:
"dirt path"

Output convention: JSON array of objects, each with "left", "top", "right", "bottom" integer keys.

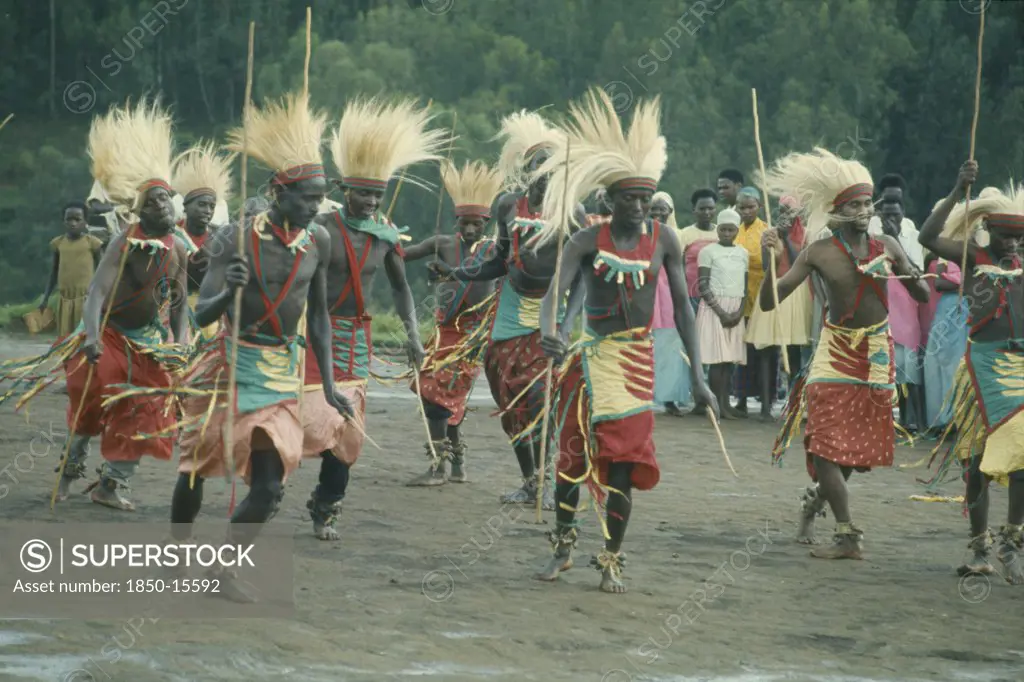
[{"left": 0, "top": 334, "right": 1021, "bottom": 681}]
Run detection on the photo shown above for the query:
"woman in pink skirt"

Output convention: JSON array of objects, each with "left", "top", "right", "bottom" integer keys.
[{"left": 696, "top": 209, "right": 749, "bottom": 419}]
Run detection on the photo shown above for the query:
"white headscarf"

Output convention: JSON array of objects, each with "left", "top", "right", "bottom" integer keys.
[
  {"left": 651, "top": 190, "right": 678, "bottom": 228},
  {"left": 717, "top": 208, "right": 741, "bottom": 227}
]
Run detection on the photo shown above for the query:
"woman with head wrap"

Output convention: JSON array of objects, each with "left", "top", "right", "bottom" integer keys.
[{"left": 649, "top": 191, "right": 692, "bottom": 415}]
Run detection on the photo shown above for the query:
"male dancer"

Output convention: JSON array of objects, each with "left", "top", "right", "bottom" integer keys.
[
  {"left": 156, "top": 93, "right": 351, "bottom": 598},
  {"left": 170, "top": 141, "right": 235, "bottom": 343},
  {"left": 1, "top": 99, "right": 189, "bottom": 510},
  {"left": 533, "top": 89, "right": 717, "bottom": 593},
  {"left": 763, "top": 147, "right": 929, "bottom": 559},
  {"left": 403, "top": 159, "right": 502, "bottom": 486},
  {"left": 918, "top": 160, "right": 1024, "bottom": 582},
  {"left": 431, "top": 110, "right": 581, "bottom": 509},
  {"left": 300, "top": 96, "right": 440, "bottom": 540}
]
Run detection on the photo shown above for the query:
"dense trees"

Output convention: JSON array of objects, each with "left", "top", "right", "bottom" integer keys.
[{"left": 1, "top": 0, "right": 1021, "bottom": 305}]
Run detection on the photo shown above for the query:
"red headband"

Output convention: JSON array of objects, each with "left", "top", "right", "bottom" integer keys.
[
  {"left": 343, "top": 176, "right": 388, "bottom": 191},
  {"left": 832, "top": 183, "right": 873, "bottom": 207},
  {"left": 608, "top": 177, "right": 658, "bottom": 193},
  {"left": 524, "top": 142, "right": 550, "bottom": 159},
  {"left": 137, "top": 178, "right": 172, "bottom": 195},
  {"left": 987, "top": 213, "right": 1024, "bottom": 232},
  {"left": 272, "top": 163, "right": 325, "bottom": 186},
  {"left": 455, "top": 204, "right": 491, "bottom": 219},
  {"left": 184, "top": 187, "right": 216, "bottom": 202}
]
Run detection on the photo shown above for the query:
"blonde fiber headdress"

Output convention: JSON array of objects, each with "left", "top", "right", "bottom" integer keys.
[
  {"left": 758, "top": 147, "right": 873, "bottom": 239},
  {"left": 330, "top": 97, "right": 449, "bottom": 191},
  {"left": 88, "top": 97, "right": 175, "bottom": 212},
  {"left": 530, "top": 87, "right": 666, "bottom": 249},
  {"left": 441, "top": 160, "right": 504, "bottom": 219},
  {"left": 226, "top": 92, "right": 327, "bottom": 186},
  {"left": 943, "top": 183, "right": 1024, "bottom": 240},
  {"left": 494, "top": 109, "right": 565, "bottom": 191},
  {"left": 171, "top": 141, "right": 236, "bottom": 205}
]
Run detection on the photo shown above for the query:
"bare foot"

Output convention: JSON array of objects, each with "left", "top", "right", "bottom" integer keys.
[
  {"left": 536, "top": 527, "right": 578, "bottom": 581},
  {"left": 591, "top": 550, "right": 627, "bottom": 593},
  {"left": 307, "top": 495, "right": 342, "bottom": 541},
  {"left": 500, "top": 478, "right": 536, "bottom": 504},
  {"left": 55, "top": 476, "right": 75, "bottom": 502},
  {"left": 534, "top": 551, "right": 573, "bottom": 581},
  {"left": 957, "top": 531, "right": 995, "bottom": 576},
  {"left": 87, "top": 480, "right": 136, "bottom": 512},
  {"left": 796, "top": 486, "right": 826, "bottom": 545},
  {"left": 449, "top": 449, "right": 468, "bottom": 482},
  {"left": 665, "top": 404, "right": 685, "bottom": 417},
  {"left": 796, "top": 517, "right": 818, "bottom": 545},
  {"left": 599, "top": 567, "right": 627, "bottom": 594},
  {"left": 810, "top": 532, "right": 863, "bottom": 560},
  {"left": 997, "top": 527, "right": 1024, "bottom": 585},
  {"left": 957, "top": 553, "right": 995, "bottom": 576}
]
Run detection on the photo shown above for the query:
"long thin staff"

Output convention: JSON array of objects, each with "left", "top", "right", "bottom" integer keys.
[
  {"left": 751, "top": 88, "right": 788, "bottom": 376},
  {"left": 302, "top": 6, "right": 312, "bottom": 98},
  {"left": 706, "top": 406, "right": 738, "bottom": 477},
  {"left": 223, "top": 22, "right": 256, "bottom": 485},
  {"left": 958, "top": 3, "right": 985, "bottom": 301},
  {"left": 385, "top": 100, "right": 433, "bottom": 219},
  {"left": 296, "top": 7, "right": 313, "bottom": 429},
  {"left": 432, "top": 111, "right": 457, "bottom": 260},
  {"left": 50, "top": 243, "right": 132, "bottom": 510},
  {"left": 535, "top": 138, "right": 571, "bottom": 524},
  {"left": 416, "top": 111, "right": 458, "bottom": 467},
  {"left": 0, "top": 114, "right": 13, "bottom": 133}
]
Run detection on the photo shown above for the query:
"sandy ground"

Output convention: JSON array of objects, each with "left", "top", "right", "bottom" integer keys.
[{"left": 0, "top": 333, "right": 1022, "bottom": 682}]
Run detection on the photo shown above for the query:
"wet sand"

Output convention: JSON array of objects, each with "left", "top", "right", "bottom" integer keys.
[{"left": 0, "top": 335, "right": 1022, "bottom": 681}]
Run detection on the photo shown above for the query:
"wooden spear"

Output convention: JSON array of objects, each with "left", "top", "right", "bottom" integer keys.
[
  {"left": 535, "top": 137, "right": 571, "bottom": 523},
  {"left": 751, "top": 88, "right": 788, "bottom": 376},
  {"left": 958, "top": 3, "right": 986, "bottom": 301},
  {"left": 223, "top": 21, "right": 256, "bottom": 486}
]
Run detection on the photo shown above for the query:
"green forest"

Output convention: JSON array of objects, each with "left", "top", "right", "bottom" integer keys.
[{"left": 1, "top": 0, "right": 1022, "bottom": 311}]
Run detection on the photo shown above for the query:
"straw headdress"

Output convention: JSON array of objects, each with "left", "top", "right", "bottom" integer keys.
[
  {"left": 88, "top": 97, "right": 175, "bottom": 213},
  {"left": 529, "top": 87, "right": 667, "bottom": 248},
  {"left": 330, "top": 97, "right": 448, "bottom": 192},
  {"left": 943, "top": 183, "right": 1024, "bottom": 240},
  {"left": 758, "top": 147, "right": 873, "bottom": 238},
  {"left": 171, "top": 141, "right": 236, "bottom": 206},
  {"left": 226, "top": 92, "right": 327, "bottom": 187},
  {"left": 494, "top": 109, "right": 566, "bottom": 191},
  {"left": 441, "top": 159, "right": 504, "bottom": 220}
]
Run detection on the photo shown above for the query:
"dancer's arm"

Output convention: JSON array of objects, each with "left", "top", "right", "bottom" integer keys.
[
  {"left": 193, "top": 228, "right": 246, "bottom": 328},
  {"left": 402, "top": 236, "right": 440, "bottom": 262},
  {"left": 759, "top": 245, "right": 814, "bottom": 312},
  {"left": 307, "top": 224, "right": 353, "bottom": 418},
  {"left": 918, "top": 161, "right": 979, "bottom": 266}
]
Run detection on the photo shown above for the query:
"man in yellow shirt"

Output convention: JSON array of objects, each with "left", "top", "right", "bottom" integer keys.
[{"left": 734, "top": 186, "right": 770, "bottom": 418}]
